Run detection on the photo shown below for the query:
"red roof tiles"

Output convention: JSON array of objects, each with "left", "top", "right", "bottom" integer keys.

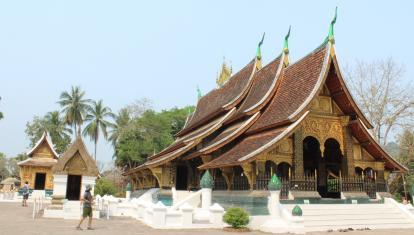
[
  {"left": 178, "top": 60, "right": 256, "bottom": 136},
  {"left": 248, "top": 46, "right": 328, "bottom": 133},
  {"left": 199, "top": 129, "right": 285, "bottom": 169}
]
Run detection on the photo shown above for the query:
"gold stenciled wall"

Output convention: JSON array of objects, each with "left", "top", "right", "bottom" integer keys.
[{"left": 19, "top": 140, "right": 57, "bottom": 190}]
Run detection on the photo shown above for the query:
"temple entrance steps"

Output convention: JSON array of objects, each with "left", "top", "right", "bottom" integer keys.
[{"left": 283, "top": 203, "right": 414, "bottom": 232}]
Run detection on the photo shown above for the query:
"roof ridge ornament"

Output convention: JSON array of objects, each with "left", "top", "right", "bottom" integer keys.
[
  {"left": 328, "top": 7, "right": 338, "bottom": 44},
  {"left": 283, "top": 26, "right": 291, "bottom": 66},
  {"left": 256, "top": 32, "right": 265, "bottom": 60},
  {"left": 283, "top": 26, "right": 291, "bottom": 54},
  {"left": 256, "top": 32, "right": 265, "bottom": 70},
  {"left": 197, "top": 85, "right": 202, "bottom": 100}
]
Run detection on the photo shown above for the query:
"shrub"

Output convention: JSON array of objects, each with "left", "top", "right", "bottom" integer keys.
[
  {"left": 94, "top": 178, "right": 117, "bottom": 196},
  {"left": 223, "top": 207, "right": 250, "bottom": 228}
]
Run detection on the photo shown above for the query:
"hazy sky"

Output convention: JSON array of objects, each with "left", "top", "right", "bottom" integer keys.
[{"left": 0, "top": 1, "right": 413, "bottom": 163}]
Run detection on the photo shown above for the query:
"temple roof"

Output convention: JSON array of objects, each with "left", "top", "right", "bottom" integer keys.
[
  {"left": 231, "top": 56, "right": 282, "bottom": 120},
  {"left": 52, "top": 136, "right": 99, "bottom": 177},
  {"left": 18, "top": 157, "right": 57, "bottom": 167},
  {"left": 143, "top": 108, "right": 236, "bottom": 168},
  {"left": 177, "top": 59, "right": 257, "bottom": 136},
  {"left": 248, "top": 44, "right": 329, "bottom": 133},
  {"left": 125, "top": 29, "right": 405, "bottom": 174},
  {"left": 199, "top": 111, "right": 308, "bottom": 169},
  {"left": 27, "top": 131, "right": 59, "bottom": 159},
  {"left": 349, "top": 118, "right": 408, "bottom": 172},
  {"left": 182, "top": 112, "right": 260, "bottom": 161}
]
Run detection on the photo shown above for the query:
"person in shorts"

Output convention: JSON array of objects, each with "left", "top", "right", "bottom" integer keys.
[
  {"left": 76, "top": 185, "right": 94, "bottom": 230},
  {"left": 22, "top": 181, "right": 29, "bottom": 207}
]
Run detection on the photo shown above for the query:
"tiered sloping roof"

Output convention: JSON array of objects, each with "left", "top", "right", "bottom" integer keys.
[
  {"left": 125, "top": 33, "right": 407, "bottom": 175},
  {"left": 177, "top": 60, "right": 257, "bottom": 136},
  {"left": 18, "top": 132, "right": 58, "bottom": 167}
]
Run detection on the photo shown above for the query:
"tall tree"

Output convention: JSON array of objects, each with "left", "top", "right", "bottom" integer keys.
[
  {"left": 109, "top": 108, "right": 131, "bottom": 148},
  {"left": 114, "top": 106, "right": 193, "bottom": 168},
  {"left": 0, "top": 153, "right": 8, "bottom": 181},
  {"left": 58, "top": 86, "right": 91, "bottom": 136},
  {"left": 0, "top": 96, "right": 3, "bottom": 120},
  {"left": 82, "top": 100, "right": 115, "bottom": 161},
  {"left": 346, "top": 58, "right": 414, "bottom": 145},
  {"left": 25, "top": 111, "right": 72, "bottom": 154}
]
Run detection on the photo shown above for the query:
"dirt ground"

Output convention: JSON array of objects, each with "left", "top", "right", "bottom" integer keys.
[{"left": 0, "top": 202, "right": 413, "bottom": 235}]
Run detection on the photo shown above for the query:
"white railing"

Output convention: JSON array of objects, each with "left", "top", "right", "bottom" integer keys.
[
  {"left": 32, "top": 196, "right": 45, "bottom": 219},
  {"left": 170, "top": 190, "right": 202, "bottom": 211}
]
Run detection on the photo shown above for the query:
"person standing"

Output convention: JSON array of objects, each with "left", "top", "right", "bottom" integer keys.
[
  {"left": 76, "top": 185, "right": 94, "bottom": 230},
  {"left": 22, "top": 181, "right": 29, "bottom": 207}
]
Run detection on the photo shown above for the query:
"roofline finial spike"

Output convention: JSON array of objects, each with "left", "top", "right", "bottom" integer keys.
[
  {"left": 197, "top": 85, "right": 202, "bottom": 100},
  {"left": 256, "top": 32, "right": 265, "bottom": 60},
  {"left": 283, "top": 25, "right": 291, "bottom": 53},
  {"left": 328, "top": 7, "right": 338, "bottom": 43}
]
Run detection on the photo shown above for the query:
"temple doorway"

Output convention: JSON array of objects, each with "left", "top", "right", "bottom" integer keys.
[
  {"left": 276, "top": 162, "right": 291, "bottom": 180},
  {"left": 323, "top": 138, "right": 342, "bottom": 198},
  {"left": 303, "top": 136, "right": 342, "bottom": 198},
  {"left": 34, "top": 173, "right": 46, "bottom": 190},
  {"left": 303, "top": 136, "right": 322, "bottom": 195},
  {"left": 176, "top": 165, "right": 188, "bottom": 190},
  {"left": 66, "top": 175, "right": 82, "bottom": 200}
]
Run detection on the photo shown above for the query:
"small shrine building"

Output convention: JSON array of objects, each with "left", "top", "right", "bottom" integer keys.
[
  {"left": 52, "top": 135, "right": 99, "bottom": 200},
  {"left": 18, "top": 132, "right": 58, "bottom": 192}
]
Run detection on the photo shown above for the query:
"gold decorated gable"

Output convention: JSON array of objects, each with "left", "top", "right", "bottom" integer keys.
[
  {"left": 32, "top": 140, "right": 56, "bottom": 159},
  {"left": 52, "top": 137, "right": 99, "bottom": 177},
  {"left": 301, "top": 114, "right": 346, "bottom": 153},
  {"left": 64, "top": 151, "right": 87, "bottom": 175},
  {"left": 256, "top": 138, "right": 293, "bottom": 165}
]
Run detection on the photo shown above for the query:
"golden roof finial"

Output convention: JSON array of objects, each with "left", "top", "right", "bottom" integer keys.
[{"left": 216, "top": 57, "right": 232, "bottom": 87}]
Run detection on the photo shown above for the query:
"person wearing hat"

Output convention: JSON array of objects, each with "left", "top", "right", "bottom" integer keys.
[{"left": 76, "top": 184, "right": 94, "bottom": 230}]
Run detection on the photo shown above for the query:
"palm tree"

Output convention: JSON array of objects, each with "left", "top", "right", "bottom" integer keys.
[
  {"left": 83, "top": 100, "right": 115, "bottom": 161},
  {"left": 58, "top": 86, "right": 91, "bottom": 136},
  {"left": 44, "top": 111, "right": 72, "bottom": 137},
  {"left": 108, "top": 108, "right": 131, "bottom": 147}
]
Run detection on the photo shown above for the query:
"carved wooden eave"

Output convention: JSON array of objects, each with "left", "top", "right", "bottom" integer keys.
[
  {"left": 52, "top": 136, "right": 99, "bottom": 177},
  {"left": 239, "top": 111, "right": 309, "bottom": 164},
  {"left": 349, "top": 118, "right": 408, "bottom": 172},
  {"left": 127, "top": 108, "right": 237, "bottom": 173}
]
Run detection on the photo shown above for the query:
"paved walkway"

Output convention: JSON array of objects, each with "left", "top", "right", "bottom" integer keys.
[{"left": 1, "top": 202, "right": 414, "bottom": 235}]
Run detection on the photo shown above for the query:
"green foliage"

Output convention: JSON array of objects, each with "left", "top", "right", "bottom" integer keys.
[
  {"left": 82, "top": 100, "right": 115, "bottom": 161},
  {"left": 25, "top": 111, "right": 72, "bottom": 154},
  {"left": 223, "top": 207, "right": 250, "bottom": 228},
  {"left": 0, "top": 96, "right": 3, "bottom": 120},
  {"left": 0, "top": 152, "right": 8, "bottom": 180},
  {"left": 0, "top": 153, "right": 26, "bottom": 179},
  {"left": 114, "top": 105, "right": 194, "bottom": 168},
  {"left": 58, "top": 86, "right": 91, "bottom": 135},
  {"left": 94, "top": 178, "right": 117, "bottom": 196},
  {"left": 109, "top": 108, "right": 131, "bottom": 148},
  {"left": 394, "top": 192, "right": 402, "bottom": 202}
]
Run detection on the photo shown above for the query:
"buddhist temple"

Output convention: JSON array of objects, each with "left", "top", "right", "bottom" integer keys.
[
  {"left": 18, "top": 131, "right": 58, "bottom": 194},
  {"left": 52, "top": 135, "right": 99, "bottom": 200},
  {"left": 124, "top": 14, "right": 407, "bottom": 200}
]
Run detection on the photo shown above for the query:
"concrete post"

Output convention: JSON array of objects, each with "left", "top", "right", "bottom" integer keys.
[
  {"left": 180, "top": 202, "right": 194, "bottom": 226},
  {"left": 209, "top": 203, "right": 224, "bottom": 225},
  {"left": 152, "top": 201, "right": 167, "bottom": 227},
  {"left": 268, "top": 190, "right": 281, "bottom": 218},
  {"left": 201, "top": 188, "right": 212, "bottom": 210}
]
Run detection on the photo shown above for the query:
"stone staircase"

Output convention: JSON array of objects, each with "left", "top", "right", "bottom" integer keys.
[{"left": 284, "top": 203, "right": 414, "bottom": 232}]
